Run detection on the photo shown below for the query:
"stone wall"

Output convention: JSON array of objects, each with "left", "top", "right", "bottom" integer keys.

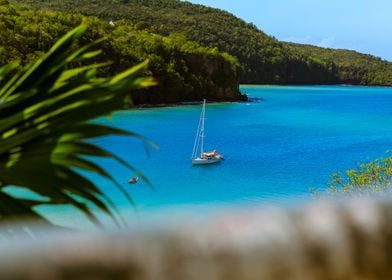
[{"left": 0, "top": 199, "right": 391, "bottom": 280}]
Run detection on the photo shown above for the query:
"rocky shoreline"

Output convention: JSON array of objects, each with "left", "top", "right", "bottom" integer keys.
[{"left": 132, "top": 93, "right": 251, "bottom": 109}]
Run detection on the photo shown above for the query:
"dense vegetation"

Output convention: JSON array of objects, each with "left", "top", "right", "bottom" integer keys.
[
  {"left": 287, "top": 43, "right": 392, "bottom": 86},
  {"left": 0, "top": 2, "right": 245, "bottom": 104},
  {"left": 13, "top": 0, "right": 392, "bottom": 86},
  {"left": 12, "top": 0, "right": 339, "bottom": 84}
]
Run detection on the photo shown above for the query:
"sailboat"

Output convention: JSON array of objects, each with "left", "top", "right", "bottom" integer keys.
[{"left": 191, "top": 99, "right": 224, "bottom": 165}]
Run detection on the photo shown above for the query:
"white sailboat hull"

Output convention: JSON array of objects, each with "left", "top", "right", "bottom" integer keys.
[{"left": 192, "top": 157, "right": 222, "bottom": 165}]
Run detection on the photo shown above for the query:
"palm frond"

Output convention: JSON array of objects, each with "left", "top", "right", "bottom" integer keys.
[{"left": 0, "top": 25, "right": 157, "bottom": 227}]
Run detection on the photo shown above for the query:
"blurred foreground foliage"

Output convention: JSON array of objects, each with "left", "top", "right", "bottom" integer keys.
[{"left": 0, "top": 24, "right": 156, "bottom": 228}]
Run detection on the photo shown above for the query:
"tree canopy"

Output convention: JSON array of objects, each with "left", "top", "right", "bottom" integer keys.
[
  {"left": 12, "top": 0, "right": 392, "bottom": 86},
  {"left": 0, "top": 2, "right": 245, "bottom": 104}
]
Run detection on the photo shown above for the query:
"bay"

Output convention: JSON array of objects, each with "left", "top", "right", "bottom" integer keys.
[{"left": 38, "top": 85, "right": 392, "bottom": 228}]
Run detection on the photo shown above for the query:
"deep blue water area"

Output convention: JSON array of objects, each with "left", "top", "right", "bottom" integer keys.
[{"left": 37, "top": 85, "right": 392, "bottom": 228}]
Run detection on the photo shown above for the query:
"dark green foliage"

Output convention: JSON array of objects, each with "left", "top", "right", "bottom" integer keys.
[
  {"left": 287, "top": 43, "right": 392, "bottom": 86},
  {"left": 10, "top": 0, "right": 338, "bottom": 84},
  {"left": 110, "top": 25, "right": 243, "bottom": 103},
  {"left": 14, "top": 0, "right": 392, "bottom": 86},
  {"left": 0, "top": 3, "right": 244, "bottom": 104},
  {"left": 0, "top": 25, "right": 156, "bottom": 226}
]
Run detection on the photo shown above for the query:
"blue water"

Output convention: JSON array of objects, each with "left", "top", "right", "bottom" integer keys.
[{"left": 38, "top": 85, "right": 392, "bottom": 228}]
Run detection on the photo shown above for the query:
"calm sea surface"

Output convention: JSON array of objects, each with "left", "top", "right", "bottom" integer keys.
[{"left": 38, "top": 85, "right": 392, "bottom": 228}]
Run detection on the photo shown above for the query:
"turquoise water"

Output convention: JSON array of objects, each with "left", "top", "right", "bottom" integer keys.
[{"left": 40, "top": 85, "right": 392, "bottom": 227}]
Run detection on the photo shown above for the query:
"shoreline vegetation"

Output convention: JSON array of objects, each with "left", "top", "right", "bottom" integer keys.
[
  {"left": 0, "top": 1, "right": 245, "bottom": 105},
  {"left": 13, "top": 0, "right": 392, "bottom": 85},
  {"left": 3, "top": 0, "right": 392, "bottom": 105}
]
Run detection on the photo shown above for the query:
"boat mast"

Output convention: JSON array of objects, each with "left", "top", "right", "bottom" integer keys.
[
  {"left": 200, "top": 99, "right": 206, "bottom": 157},
  {"left": 191, "top": 99, "right": 205, "bottom": 159}
]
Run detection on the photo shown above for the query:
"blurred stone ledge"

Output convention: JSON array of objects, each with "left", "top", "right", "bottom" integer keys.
[{"left": 0, "top": 198, "right": 391, "bottom": 280}]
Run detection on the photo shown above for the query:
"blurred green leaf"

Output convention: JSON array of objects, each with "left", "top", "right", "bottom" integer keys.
[{"left": 0, "top": 25, "right": 156, "bottom": 228}]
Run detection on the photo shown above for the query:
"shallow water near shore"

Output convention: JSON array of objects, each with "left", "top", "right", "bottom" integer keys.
[{"left": 39, "top": 85, "right": 392, "bottom": 228}]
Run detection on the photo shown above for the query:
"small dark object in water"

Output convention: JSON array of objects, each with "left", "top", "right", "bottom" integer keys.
[{"left": 128, "top": 177, "right": 139, "bottom": 184}]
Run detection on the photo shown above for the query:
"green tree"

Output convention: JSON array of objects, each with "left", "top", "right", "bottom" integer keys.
[
  {"left": 0, "top": 25, "right": 156, "bottom": 228},
  {"left": 327, "top": 155, "right": 392, "bottom": 196}
]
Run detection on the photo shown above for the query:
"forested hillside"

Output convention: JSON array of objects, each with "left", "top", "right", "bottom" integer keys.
[
  {"left": 13, "top": 0, "right": 392, "bottom": 86},
  {"left": 286, "top": 43, "right": 392, "bottom": 85},
  {"left": 12, "top": 0, "right": 340, "bottom": 85},
  {"left": 0, "top": 2, "right": 245, "bottom": 104}
]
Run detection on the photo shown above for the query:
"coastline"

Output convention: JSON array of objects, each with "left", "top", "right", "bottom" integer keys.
[
  {"left": 133, "top": 82, "right": 392, "bottom": 109},
  {"left": 240, "top": 83, "right": 392, "bottom": 89},
  {"left": 131, "top": 83, "right": 392, "bottom": 109},
  {"left": 132, "top": 94, "right": 250, "bottom": 109},
  {"left": 132, "top": 100, "right": 253, "bottom": 109}
]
